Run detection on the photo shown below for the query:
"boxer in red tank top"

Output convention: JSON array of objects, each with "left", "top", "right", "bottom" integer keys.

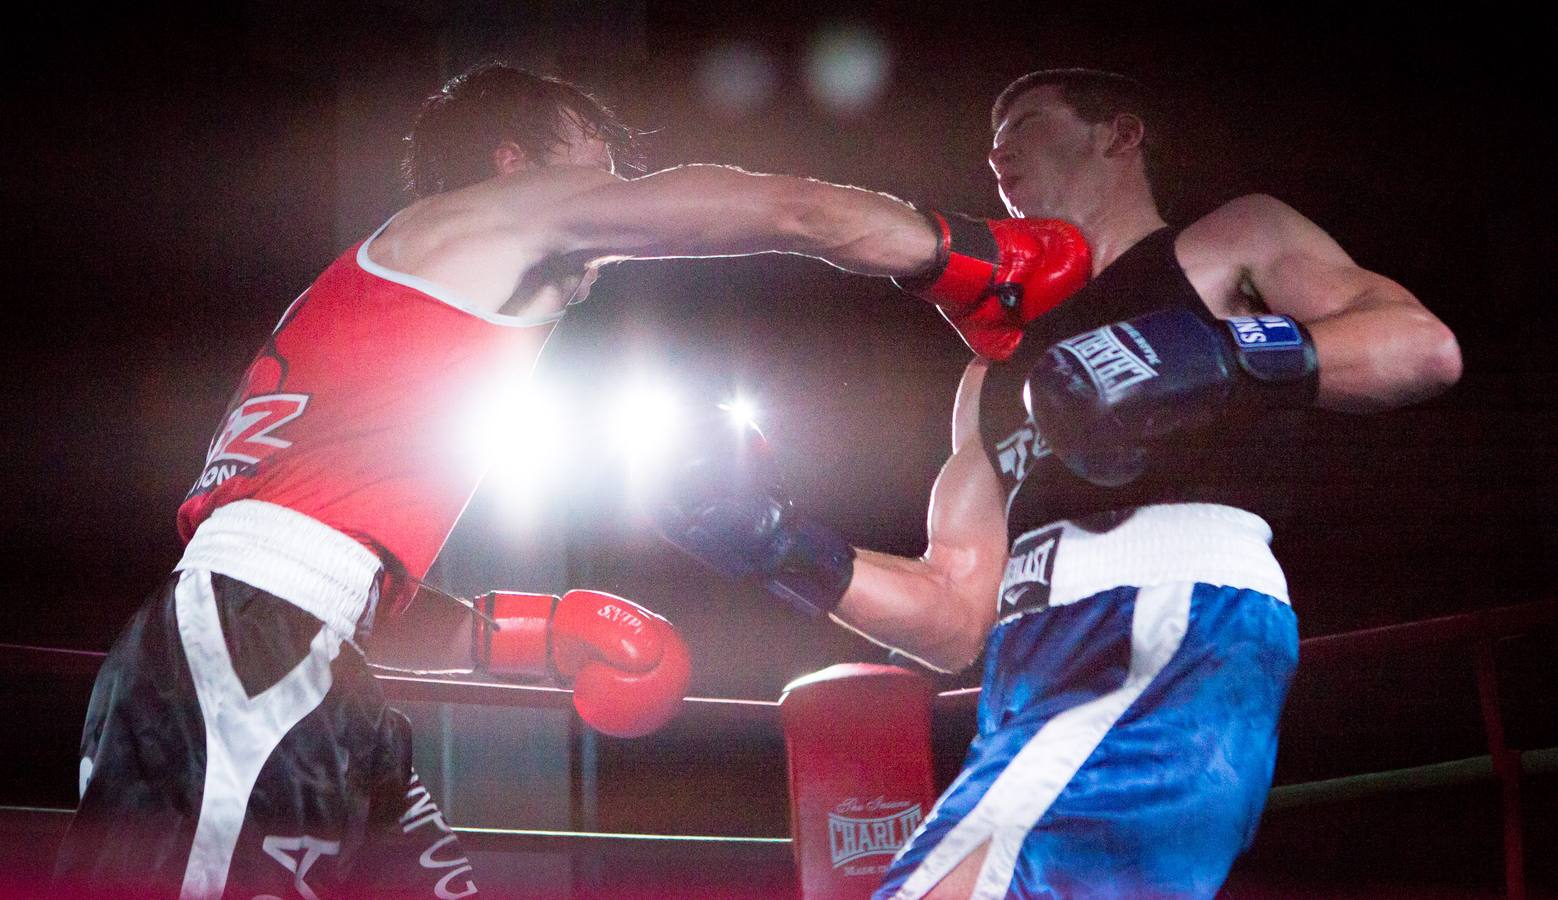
[{"left": 56, "top": 63, "right": 975, "bottom": 899}]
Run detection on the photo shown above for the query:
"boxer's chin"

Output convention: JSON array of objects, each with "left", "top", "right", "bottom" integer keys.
[
  {"left": 1001, "top": 186, "right": 1052, "bottom": 221},
  {"left": 997, "top": 185, "right": 1023, "bottom": 219}
]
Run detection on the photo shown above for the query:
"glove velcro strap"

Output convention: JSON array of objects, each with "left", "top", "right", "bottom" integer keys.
[
  {"left": 478, "top": 591, "right": 560, "bottom": 681},
  {"left": 941, "top": 211, "right": 1000, "bottom": 267},
  {"left": 892, "top": 209, "right": 1003, "bottom": 306},
  {"left": 759, "top": 510, "right": 856, "bottom": 619},
  {"left": 1224, "top": 315, "right": 1320, "bottom": 409},
  {"left": 891, "top": 208, "right": 953, "bottom": 292}
]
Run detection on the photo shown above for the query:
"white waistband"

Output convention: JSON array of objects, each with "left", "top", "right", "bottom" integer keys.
[
  {"left": 175, "top": 500, "right": 382, "bottom": 639},
  {"left": 1003, "top": 503, "right": 1289, "bottom": 611}
]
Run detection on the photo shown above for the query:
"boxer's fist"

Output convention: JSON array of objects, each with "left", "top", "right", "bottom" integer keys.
[
  {"left": 650, "top": 413, "right": 854, "bottom": 619},
  {"left": 894, "top": 211, "right": 1091, "bottom": 361},
  {"left": 478, "top": 589, "right": 690, "bottom": 738},
  {"left": 553, "top": 590, "right": 691, "bottom": 739},
  {"left": 1024, "top": 308, "right": 1318, "bottom": 487}
]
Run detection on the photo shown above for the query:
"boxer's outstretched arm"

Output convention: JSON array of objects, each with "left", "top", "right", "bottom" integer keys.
[
  {"left": 831, "top": 362, "right": 1007, "bottom": 673},
  {"left": 1193, "top": 194, "right": 1462, "bottom": 412},
  {"left": 534, "top": 164, "right": 937, "bottom": 277},
  {"left": 651, "top": 365, "right": 1006, "bottom": 671}
]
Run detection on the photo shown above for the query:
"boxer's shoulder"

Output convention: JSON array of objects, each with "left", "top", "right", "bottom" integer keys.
[
  {"left": 386, "top": 166, "right": 622, "bottom": 241},
  {"left": 1176, "top": 194, "right": 1273, "bottom": 260},
  {"left": 435, "top": 164, "right": 625, "bottom": 246},
  {"left": 1199, "top": 192, "right": 1297, "bottom": 224},
  {"left": 1174, "top": 194, "right": 1324, "bottom": 316},
  {"left": 490, "top": 163, "right": 623, "bottom": 213},
  {"left": 1178, "top": 195, "right": 1343, "bottom": 269}
]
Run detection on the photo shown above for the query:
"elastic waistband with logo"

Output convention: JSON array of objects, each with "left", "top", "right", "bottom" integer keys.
[
  {"left": 996, "top": 503, "right": 1288, "bottom": 621},
  {"left": 175, "top": 500, "right": 382, "bottom": 640}
]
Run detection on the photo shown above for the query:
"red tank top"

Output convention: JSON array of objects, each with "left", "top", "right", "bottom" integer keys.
[{"left": 177, "top": 227, "right": 560, "bottom": 604}]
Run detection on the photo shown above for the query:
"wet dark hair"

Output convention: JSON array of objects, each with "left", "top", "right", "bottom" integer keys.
[
  {"left": 403, "top": 63, "right": 639, "bottom": 197},
  {"left": 992, "top": 68, "right": 1168, "bottom": 199}
]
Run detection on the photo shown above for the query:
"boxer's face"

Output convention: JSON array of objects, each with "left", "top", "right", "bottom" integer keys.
[{"left": 989, "top": 84, "right": 1100, "bottom": 220}]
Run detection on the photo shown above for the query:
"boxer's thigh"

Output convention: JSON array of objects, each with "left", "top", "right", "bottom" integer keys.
[
  {"left": 355, "top": 708, "right": 480, "bottom": 899},
  {"left": 1008, "top": 584, "right": 1299, "bottom": 897},
  {"left": 224, "top": 649, "right": 479, "bottom": 899},
  {"left": 54, "top": 574, "right": 206, "bottom": 894},
  {"left": 880, "top": 583, "right": 1297, "bottom": 899},
  {"left": 873, "top": 715, "right": 1052, "bottom": 899}
]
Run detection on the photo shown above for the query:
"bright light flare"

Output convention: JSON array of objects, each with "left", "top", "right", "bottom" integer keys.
[
  {"left": 720, "top": 396, "right": 759, "bottom": 429},
  {"left": 610, "top": 383, "right": 683, "bottom": 468},
  {"left": 477, "top": 383, "right": 570, "bottom": 512}
]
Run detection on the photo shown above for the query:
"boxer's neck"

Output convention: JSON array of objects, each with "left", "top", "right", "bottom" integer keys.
[{"left": 1080, "top": 203, "right": 1167, "bottom": 275}]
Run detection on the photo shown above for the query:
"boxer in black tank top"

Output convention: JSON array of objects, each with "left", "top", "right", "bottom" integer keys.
[
  {"left": 979, "top": 225, "right": 1308, "bottom": 546},
  {"left": 678, "top": 69, "right": 1461, "bottom": 899}
]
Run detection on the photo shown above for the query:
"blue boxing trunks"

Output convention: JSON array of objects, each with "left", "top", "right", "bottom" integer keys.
[{"left": 877, "top": 504, "right": 1298, "bottom": 899}]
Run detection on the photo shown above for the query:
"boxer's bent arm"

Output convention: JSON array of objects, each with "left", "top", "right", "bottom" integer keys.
[
  {"left": 1210, "top": 194, "right": 1463, "bottom": 412},
  {"left": 536, "top": 164, "right": 937, "bottom": 276},
  {"left": 831, "top": 363, "right": 1005, "bottom": 673},
  {"left": 1257, "top": 252, "right": 1461, "bottom": 412}
]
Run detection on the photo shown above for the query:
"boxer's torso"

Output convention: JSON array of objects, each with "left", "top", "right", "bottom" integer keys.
[
  {"left": 177, "top": 221, "right": 560, "bottom": 599},
  {"left": 978, "top": 226, "right": 1307, "bottom": 545}
]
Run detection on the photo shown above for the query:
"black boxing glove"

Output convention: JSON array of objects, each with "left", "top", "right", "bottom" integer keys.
[
  {"left": 648, "top": 411, "right": 855, "bottom": 619},
  {"left": 1024, "top": 309, "right": 1319, "bottom": 487}
]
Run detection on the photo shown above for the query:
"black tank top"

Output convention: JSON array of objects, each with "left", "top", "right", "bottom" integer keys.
[{"left": 979, "top": 226, "right": 1304, "bottom": 544}]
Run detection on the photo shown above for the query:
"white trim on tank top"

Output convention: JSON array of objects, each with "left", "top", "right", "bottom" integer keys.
[{"left": 357, "top": 215, "right": 567, "bottom": 328}]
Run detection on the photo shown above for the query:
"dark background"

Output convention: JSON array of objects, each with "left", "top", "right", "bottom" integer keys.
[{"left": 1, "top": 1, "right": 1553, "bottom": 895}]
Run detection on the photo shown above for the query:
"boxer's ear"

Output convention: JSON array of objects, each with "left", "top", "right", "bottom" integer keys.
[
  {"left": 1103, "top": 113, "right": 1145, "bottom": 157},
  {"left": 492, "top": 141, "right": 528, "bottom": 177}
]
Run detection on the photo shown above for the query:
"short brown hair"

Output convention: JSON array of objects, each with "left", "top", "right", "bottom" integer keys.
[
  {"left": 992, "top": 68, "right": 1167, "bottom": 199},
  {"left": 403, "top": 63, "right": 638, "bottom": 197}
]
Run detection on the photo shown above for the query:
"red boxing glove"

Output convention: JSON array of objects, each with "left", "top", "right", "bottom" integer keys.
[
  {"left": 478, "top": 589, "right": 691, "bottom": 738},
  {"left": 895, "top": 210, "right": 1091, "bottom": 361}
]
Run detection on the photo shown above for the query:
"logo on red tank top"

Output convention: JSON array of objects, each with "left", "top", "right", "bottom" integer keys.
[
  {"left": 190, "top": 392, "right": 310, "bottom": 491},
  {"left": 187, "top": 295, "right": 311, "bottom": 497}
]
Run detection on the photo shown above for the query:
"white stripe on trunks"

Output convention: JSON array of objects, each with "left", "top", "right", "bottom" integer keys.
[
  {"left": 176, "top": 568, "right": 342, "bottom": 900},
  {"left": 891, "top": 581, "right": 1192, "bottom": 900}
]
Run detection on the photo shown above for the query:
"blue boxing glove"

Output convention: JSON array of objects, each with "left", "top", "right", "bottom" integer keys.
[
  {"left": 649, "top": 412, "right": 855, "bottom": 619},
  {"left": 1024, "top": 309, "right": 1319, "bottom": 487}
]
